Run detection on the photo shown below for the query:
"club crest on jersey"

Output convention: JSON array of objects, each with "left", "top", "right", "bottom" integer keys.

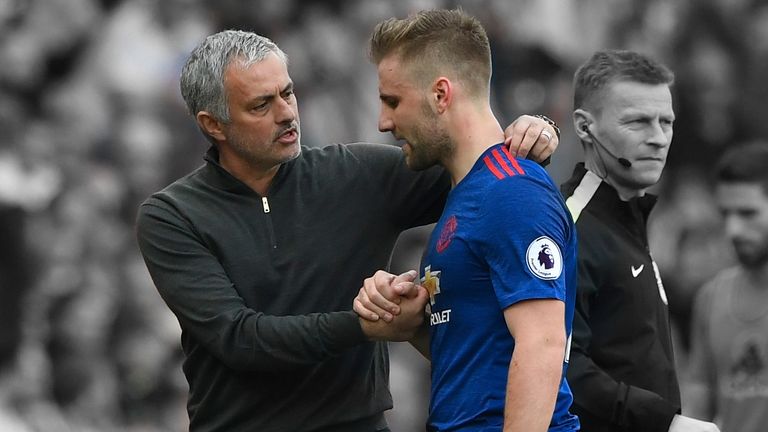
[
  {"left": 436, "top": 215, "right": 457, "bottom": 253},
  {"left": 421, "top": 265, "right": 442, "bottom": 305},
  {"left": 526, "top": 236, "right": 562, "bottom": 280}
]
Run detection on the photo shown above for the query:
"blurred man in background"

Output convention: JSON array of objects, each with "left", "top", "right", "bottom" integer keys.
[{"left": 687, "top": 142, "right": 768, "bottom": 432}]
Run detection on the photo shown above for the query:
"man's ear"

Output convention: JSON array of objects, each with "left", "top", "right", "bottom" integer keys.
[
  {"left": 432, "top": 77, "right": 452, "bottom": 114},
  {"left": 573, "top": 109, "right": 594, "bottom": 142},
  {"left": 196, "top": 111, "right": 226, "bottom": 142}
]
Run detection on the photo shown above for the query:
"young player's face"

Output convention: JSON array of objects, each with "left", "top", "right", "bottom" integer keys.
[
  {"left": 220, "top": 53, "right": 301, "bottom": 170},
  {"left": 716, "top": 182, "right": 768, "bottom": 269},
  {"left": 590, "top": 81, "right": 674, "bottom": 191},
  {"left": 376, "top": 55, "right": 450, "bottom": 171}
]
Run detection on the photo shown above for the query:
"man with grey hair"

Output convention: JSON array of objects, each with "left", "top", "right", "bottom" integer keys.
[{"left": 135, "top": 29, "right": 560, "bottom": 432}]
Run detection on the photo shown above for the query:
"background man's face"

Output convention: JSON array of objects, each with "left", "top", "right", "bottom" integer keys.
[{"left": 716, "top": 181, "right": 768, "bottom": 268}]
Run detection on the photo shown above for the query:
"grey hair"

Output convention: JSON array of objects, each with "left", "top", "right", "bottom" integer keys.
[{"left": 180, "top": 30, "right": 288, "bottom": 123}]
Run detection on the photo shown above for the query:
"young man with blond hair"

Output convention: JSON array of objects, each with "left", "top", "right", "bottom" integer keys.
[{"left": 356, "top": 9, "right": 579, "bottom": 431}]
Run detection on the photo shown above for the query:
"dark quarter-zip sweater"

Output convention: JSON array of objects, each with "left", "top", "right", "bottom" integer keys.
[{"left": 136, "top": 143, "right": 449, "bottom": 432}]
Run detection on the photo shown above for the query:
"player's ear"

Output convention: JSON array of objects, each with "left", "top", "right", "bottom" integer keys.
[{"left": 432, "top": 77, "right": 452, "bottom": 114}]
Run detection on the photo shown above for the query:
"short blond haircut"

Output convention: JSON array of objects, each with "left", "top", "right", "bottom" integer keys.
[{"left": 369, "top": 8, "right": 492, "bottom": 98}]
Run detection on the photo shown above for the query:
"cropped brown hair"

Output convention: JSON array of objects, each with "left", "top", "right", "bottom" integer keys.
[{"left": 369, "top": 8, "right": 491, "bottom": 97}]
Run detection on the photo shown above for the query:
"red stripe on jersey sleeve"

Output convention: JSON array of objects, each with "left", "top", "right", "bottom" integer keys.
[
  {"left": 502, "top": 146, "right": 526, "bottom": 175},
  {"left": 483, "top": 155, "right": 505, "bottom": 179},
  {"left": 492, "top": 149, "right": 517, "bottom": 177}
]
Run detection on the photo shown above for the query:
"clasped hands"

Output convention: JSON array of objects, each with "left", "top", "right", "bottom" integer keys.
[{"left": 354, "top": 270, "right": 427, "bottom": 341}]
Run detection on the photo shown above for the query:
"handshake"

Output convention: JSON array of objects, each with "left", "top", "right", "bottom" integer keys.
[{"left": 353, "top": 270, "right": 430, "bottom": 345}]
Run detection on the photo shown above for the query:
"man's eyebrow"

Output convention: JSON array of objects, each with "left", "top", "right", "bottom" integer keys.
[
  {"left": 247, "top": 82, "right": 294, "bottom": 104},
  {"left": 247, "top": 93, "right": 273, "bottom": 105}
]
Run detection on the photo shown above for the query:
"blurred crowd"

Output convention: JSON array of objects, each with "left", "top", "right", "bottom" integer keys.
[{"left": 1, "top": 0, "right": 766, "bottom": 430}]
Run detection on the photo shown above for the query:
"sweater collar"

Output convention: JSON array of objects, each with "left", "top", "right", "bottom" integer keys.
[{"left": 200, "top": 146, "right": 293, "bottom": 195}]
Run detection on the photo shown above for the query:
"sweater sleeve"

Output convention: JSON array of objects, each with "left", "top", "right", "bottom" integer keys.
[
  {"left": 136, "top": 199, "right": 367, "bottom": 372},
  {"left": 566, "top": 244, "right": 679, "bottom": 432},
  {"left": 344, "top": 143, "right": 450, "bottom": 229}
]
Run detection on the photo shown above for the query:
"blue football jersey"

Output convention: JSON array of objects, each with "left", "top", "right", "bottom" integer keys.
[{"left": 422, "top": 144, "right": 579, "bottom": 431}]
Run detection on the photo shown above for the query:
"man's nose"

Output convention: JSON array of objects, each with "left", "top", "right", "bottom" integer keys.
[
  {"left": 274, "top": 97, "right": 296, "bottom": 123},
  {"left": 647, "top": 120, "right": 671, "bottom": 148},
  {"left": 724, "top": 214, "right": 745, "bottom": 240},
  {"left": 378, "top": 112, "right": 393, "bottom": 133}
]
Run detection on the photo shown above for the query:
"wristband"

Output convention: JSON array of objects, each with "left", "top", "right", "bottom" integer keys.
[{"left": 534, "top": 114, "right": 561, "bottom": 140}]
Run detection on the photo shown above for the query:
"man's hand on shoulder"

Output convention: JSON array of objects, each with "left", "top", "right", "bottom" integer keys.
[{"left": 504, "top": 114, "right": 560, "bottom": 163}]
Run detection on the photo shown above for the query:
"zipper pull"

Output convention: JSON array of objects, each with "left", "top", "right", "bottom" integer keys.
[{"left": 262, "top": 197, "right": 271, "bottom": 213}]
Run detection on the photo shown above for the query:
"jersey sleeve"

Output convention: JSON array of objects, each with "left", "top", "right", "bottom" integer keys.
[{"left": 474, "top": 173, "right": 573, "bottom": 309}]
